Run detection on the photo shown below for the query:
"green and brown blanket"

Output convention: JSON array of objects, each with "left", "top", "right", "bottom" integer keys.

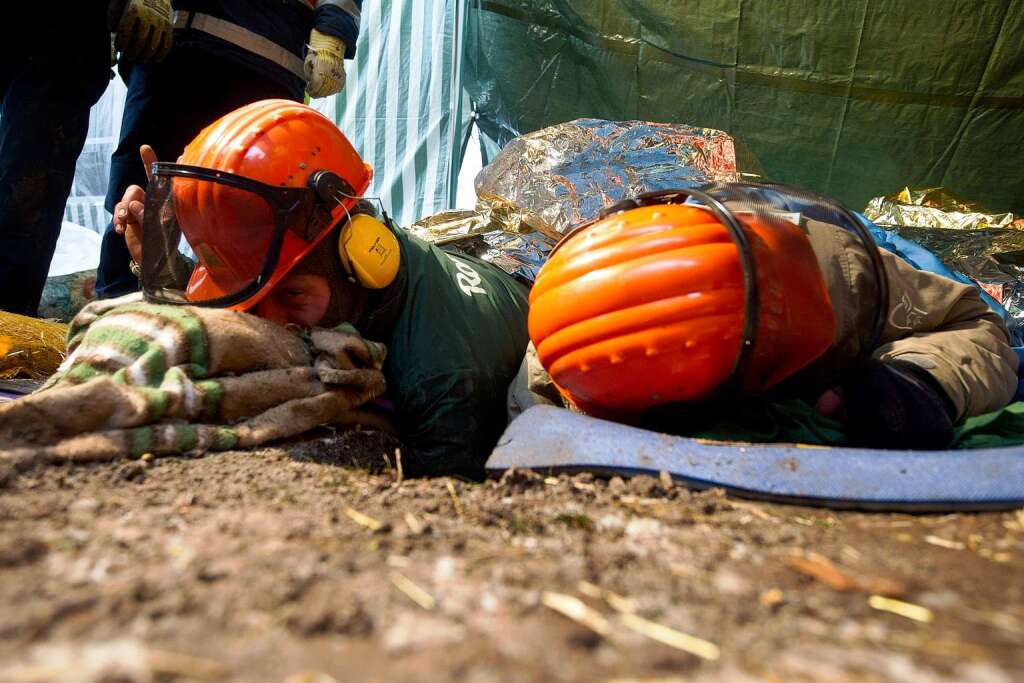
[{"left": 0, "top": 295, "right": 387, "bottom": 475}]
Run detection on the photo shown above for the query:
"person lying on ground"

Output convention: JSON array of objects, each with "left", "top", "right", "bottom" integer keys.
[
  {"left": 113, "top": 99, "right": 529, "bottom": 479},
  {"left": 516, "top": 184, "right": 1019, "bottom": 449}
]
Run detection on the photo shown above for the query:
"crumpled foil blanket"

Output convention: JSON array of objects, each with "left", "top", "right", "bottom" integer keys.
[
  {"left": 864, "top": 187, "right": 1024, "bottom": 335},
  {"left": 412, "top": 119, "right": 742, "bottom": 283}
]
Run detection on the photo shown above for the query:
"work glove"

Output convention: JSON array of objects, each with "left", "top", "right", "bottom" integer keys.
[
  {"left": 304, "top": 29, "right": 347, "bottom": 98},
  {"left": 310, "top": 324, "right": 386, "bottom": 386},
  {"left": 109, "top": 0, "right": 174, "bottom": 63},
  {"left": 820, "top": 359, "right": 956, "bottom": 450}
]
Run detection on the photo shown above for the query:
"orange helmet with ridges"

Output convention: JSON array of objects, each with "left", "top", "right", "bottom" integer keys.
[
  {"left": 163, "top": 99, "right": 372, "bottom": 310},
  {"left": 528, "top": 188, "right": 838, "bottom": 417}
]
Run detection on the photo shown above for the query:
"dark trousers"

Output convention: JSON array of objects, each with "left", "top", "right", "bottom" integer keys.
[
  {"left": 96, "top": 48, "right": 301, "bottom": 298},
  {"left": 0, "top": 6, "right": 110, "bottom": 315}
]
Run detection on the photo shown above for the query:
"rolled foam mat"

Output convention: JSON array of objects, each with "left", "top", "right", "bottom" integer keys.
[{"left": 486, "top": 406, "right": 1024, "bottom": 511}]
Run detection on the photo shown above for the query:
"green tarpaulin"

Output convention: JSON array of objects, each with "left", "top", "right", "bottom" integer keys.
[{"left": 465, "top": 0, "right": 1024, "bottom": 213}]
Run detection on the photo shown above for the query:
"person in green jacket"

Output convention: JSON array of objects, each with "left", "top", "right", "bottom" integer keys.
[{"left": 112, "top": 100, "right": 529, "bottom": 478}]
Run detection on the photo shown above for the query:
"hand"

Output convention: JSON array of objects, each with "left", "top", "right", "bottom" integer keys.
[
  {"left": 113, "top": 145, "right": 157, "bottom": 267},
  {"left": 818, "top": 359, "right": 956, "bottom": 449},
  {"left": 304, "top": 29, "right": 347, "bottom": 98},
  {"left": 311, "top": 324, "right": 386, "bottom": 372},
  {"left": 310, "top": 324, "right": 388, "bottom": 387},
  {"left": 814, "top": 389, "right": 844, "bottom": 418},
  {"left": 110, "top": 0, "right": 173, "bottom": 63}
]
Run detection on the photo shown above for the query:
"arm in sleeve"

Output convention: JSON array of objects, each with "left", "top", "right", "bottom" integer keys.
[
  {"left": 396, "top": 370, "right": 501, "bottom": 480},
  {"left": 871, "top": 248, "right": 1019, "bottom": 419},
  {"left": 313, "top": 0, "right": 361, "bottom": 57}
]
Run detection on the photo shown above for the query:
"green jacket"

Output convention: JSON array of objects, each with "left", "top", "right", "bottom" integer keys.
[{"left": 355, "top": 230, "right": 529, "bottom": 477}]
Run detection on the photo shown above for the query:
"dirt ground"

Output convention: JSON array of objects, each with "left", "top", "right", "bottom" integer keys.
[{"left": 1, "top": 430, "right": 1022, "bottom": 683}]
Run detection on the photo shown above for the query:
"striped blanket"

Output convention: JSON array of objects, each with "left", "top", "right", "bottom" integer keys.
[{"left": 0, "top": 295, "right": 387, "bottom": 477}]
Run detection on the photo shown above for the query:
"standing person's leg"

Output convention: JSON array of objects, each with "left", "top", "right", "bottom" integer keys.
[
  {"left": 97, "top": 50, "right": 304, "bottom": 298},
  {"left": 0, "top": 7, "right": 110, "bottom": 315}
]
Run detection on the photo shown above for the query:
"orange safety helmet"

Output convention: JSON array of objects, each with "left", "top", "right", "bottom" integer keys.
[
  {"left": 140, "top": 99, "right": 374, "bottom": 310},
  {"left": 528, "top": 186, "right": 842, "bottom": 417}
]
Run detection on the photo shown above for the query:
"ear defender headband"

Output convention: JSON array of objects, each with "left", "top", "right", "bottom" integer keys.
[{"left": 309, "top": 170, "right": 401, "bottom": 290}]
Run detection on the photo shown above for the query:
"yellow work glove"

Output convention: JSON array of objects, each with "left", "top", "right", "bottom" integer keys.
[
  {"left": 109, "top": 0, "right": 173, "bottom": 63},
  {"left": 304, "top": 29, "right": 347, "bottom": 98}
]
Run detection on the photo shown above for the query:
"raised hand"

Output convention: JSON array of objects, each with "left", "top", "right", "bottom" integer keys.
[{"left": 113, "top": 145, "right": 157, "bottom": 266}]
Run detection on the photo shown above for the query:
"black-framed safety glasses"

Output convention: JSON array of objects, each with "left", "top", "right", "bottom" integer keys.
[{"left": 140, "top": 162, "right": 356, "bottom": 308}]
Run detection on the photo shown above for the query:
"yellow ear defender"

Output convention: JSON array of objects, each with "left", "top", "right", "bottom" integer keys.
[
  {"left": 337, "top": 213, "right": 401, "bottom": 289},
  {"left": 308, "top": 170, "right": 401, "bottom": 289}
]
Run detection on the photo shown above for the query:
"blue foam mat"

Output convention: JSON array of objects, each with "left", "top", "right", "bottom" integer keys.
[{"left": 485, "top": 406, "right": 1024, "bottom": 511}]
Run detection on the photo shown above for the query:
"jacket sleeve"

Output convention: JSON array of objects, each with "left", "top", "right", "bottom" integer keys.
[
  {"left": 313, "top": 0, "right": 361, "bottom": 58},
  {"left": 871, "top": 247, "right": 1019, "bottom": 420},
  {"left": 396, "top": 369, "right": 501, "bottom": 479}
]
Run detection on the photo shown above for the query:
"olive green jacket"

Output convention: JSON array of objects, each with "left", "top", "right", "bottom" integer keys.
[{"left": 804, "top": 218, "right": 1018, "bottom": 420}]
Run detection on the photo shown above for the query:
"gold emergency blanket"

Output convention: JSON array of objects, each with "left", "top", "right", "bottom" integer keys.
[
  {"left": 864, "top": 187, "right": 1023, "bottom": 231},
  {"left": 864, "top": 187, "right": 1024, "bottom": 335}
]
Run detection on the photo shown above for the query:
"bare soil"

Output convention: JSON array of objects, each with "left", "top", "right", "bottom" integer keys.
[{"left": 1, "top": 430, "right": 1022, "bottom": 682}]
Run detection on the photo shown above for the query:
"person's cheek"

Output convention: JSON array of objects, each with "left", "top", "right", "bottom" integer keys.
[
  {"left": 253, "top": 276, "right": 332, "bottom": 328},
  {"left": 254, "top": 297, "right": 289, "bottom": 326},
  {"left": 256, "top": 295, "right": 328, "bottom": 328}
]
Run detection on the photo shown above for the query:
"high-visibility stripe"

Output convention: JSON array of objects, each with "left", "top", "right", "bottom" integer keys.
[{"left": 173, "top": 11, "right": 306, "bottom": 81}]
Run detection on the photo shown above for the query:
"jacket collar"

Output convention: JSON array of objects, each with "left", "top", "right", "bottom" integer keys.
[{"left": 354, "top": 232, "right": 409, "bottom": 341}]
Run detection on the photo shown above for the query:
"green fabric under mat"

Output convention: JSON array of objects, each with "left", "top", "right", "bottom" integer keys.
[{"left": 953, "top": 402, "right": 1024, "bottom": 449}]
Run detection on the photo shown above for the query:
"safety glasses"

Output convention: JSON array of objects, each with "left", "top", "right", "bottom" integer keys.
[{"left": 140, "top": 163, "right": 350, "bottom": 308}]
